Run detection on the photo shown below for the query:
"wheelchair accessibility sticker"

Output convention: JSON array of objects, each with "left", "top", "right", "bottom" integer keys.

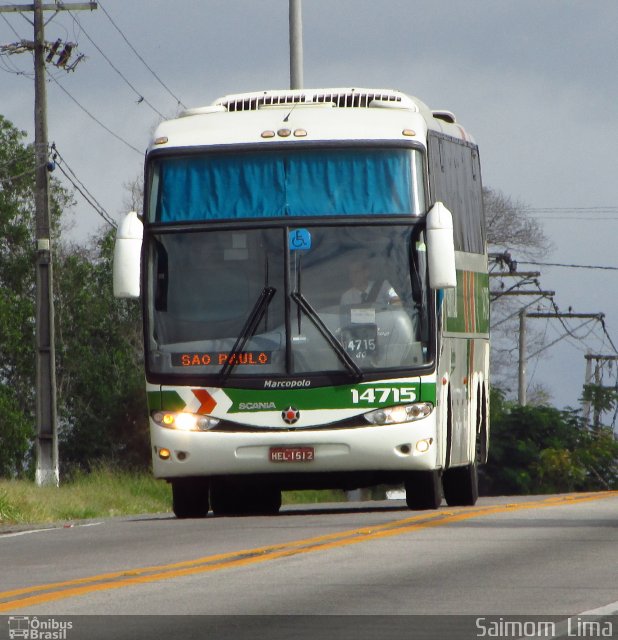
[{"left": 288, "top": 228, "right": 311, "bottom": 251}]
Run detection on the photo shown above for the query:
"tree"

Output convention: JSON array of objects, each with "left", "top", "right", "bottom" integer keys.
[
  {"left": 122, "top": 175, "right": 143, "bottom": 213},
  {"left": 0, "top": 116, "right": 39, "bottom": 476},
  {"left": 484, "top": 186, "right": 551, "bottom": 260},
  {"left": 481, "top": 388, "right": 618, "bottom": 495},
  {"left": 0, "top": 385, "right": 32, "bottom": 477},
  {"left": 0, "top": 115, "right": 72, "bottom": 477},
  {"left": 0, "top": 113, "right": 148, "bottom": 478},
  {"left": 55, "top": 229, "right": 149, "bottom": 472},
  {"left": 484, "top": 187, "right": 554, "bottom": 400}
]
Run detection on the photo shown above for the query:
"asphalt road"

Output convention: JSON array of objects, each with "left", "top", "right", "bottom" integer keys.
[{"left": 1, "top": 492, "right": 617, "bottom": 639}]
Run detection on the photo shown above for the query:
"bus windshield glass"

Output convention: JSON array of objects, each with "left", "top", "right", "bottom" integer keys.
[
  {"left": 146, "top": 223, "right": 431, "bottom": 382},
  {"left": 149, "top": 147, "right": 425, "bottom": 221}
]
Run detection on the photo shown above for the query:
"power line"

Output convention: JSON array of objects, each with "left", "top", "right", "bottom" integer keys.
[
  {"left": 65, "top": 6, "right": 167, "bottom": 118},
  {"left": 47, "top": 70, "right": 143, "bottom": 155},
  {"left": 533, "top": 216, "right": 618, "bottom": 221},
  {"left": 540, "top": 282, "right": 607, "bottom": 350},
  {"left": 529, "top": 208, "right": 618, "bottom": 221},
  {"left": 527, "top": 318, "right": 598, "bottom": 360},
  {"left": 0, "top": 12, "right": 23, "bottom": 38},
  {"left": 529, "top": 207, "right": 618, "bottom": 213},
  {"left": 536, "top": 278, "right": 618, "bottom": 362},
  {"left": 599, "top": 317, "right": 618, "bottom": 355},
  {"left": 519, "top": 261, "right": 618, "bottom": 271},
  {"left": 492, "top": 255, "right": 618, "bottom": 402},
  {"left": 51, "top": 143, "right": 117, "bottom": 228},
  {"left": 97, "top": 0, "right": 186, "bottom": 109},
  {"left": 490, "top": 295, "right": 548, "bottom": 330},
  {"left": 537, "top": 280, "right": 618, "bottom": 359},
  {"left": 0, "top": 47, "right": 33, "bottom": 75},
  {"left": 0, "top": 15, "right": 34, "bottom": 75},
  {"left": 535, "top": 286, "right": 617, "bottom": 359},
  {"left": 55, "top": 161, "right": 113, "bottom": 227}
]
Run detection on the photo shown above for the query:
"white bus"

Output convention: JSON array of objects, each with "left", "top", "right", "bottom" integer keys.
[{"left": 114, "top": 88, "right": 489, "bottom": 518}]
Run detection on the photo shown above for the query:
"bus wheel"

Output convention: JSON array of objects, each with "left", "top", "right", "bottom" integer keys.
[
  {"left": 442, "top": 463, "right": 479, "bottom": 507},
  {"left": 171, "top": 478, "right": 210, "bottom": 519},
  {"left": 210, "top": 478, "right": 242, "bottom": 516},
  {"left": 251, "top": 486, "right": 282, "bottom": 515},
  {"left": 211, "top": 480, "right": 281, "bottom": 516},
  {"left": 404, "top": 470, "right": 442, "bottom": 510}
]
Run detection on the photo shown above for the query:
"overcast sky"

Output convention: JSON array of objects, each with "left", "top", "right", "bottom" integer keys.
[{"left": 2, "top": 0, "right": 618, "bottom": 412}]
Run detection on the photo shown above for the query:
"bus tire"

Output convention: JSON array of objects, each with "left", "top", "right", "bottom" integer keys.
[
  {"left": 252, "top": 486, "right": 282, "bottom": 515},
  {"left": 442, "top": 462, "right": 479, "bottom": 507},
  {"left": 210, "top": 479, "right": 282, "bottom": 516},
  {"left": 404, "top": 470, "right": 442, "bottom": 510},
  {"left": 210, "top": 478, "right": 242, "bottom": 516},
  {"left": 172, "top": 478, "right": 210, "bottom": 519}
]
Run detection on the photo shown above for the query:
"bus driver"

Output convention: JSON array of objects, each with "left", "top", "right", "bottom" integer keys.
[{"left": 340, "top": 259, "right": 400, "bottom": 307}]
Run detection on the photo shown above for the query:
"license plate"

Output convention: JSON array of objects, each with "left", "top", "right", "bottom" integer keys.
[{"left": 269, "top": 446, "right": 315, "bottom": 463}]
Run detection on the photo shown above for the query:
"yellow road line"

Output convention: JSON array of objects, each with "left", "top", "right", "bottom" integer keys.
[{"left": 1, "top": 491, "right": 615, "bottom": 612}]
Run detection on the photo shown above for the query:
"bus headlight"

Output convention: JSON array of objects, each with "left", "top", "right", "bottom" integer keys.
[
  {"left": 151, "top": 411, "right": 220, "bottom": 431},
  {"left": 363, "top": 403, "right": 433, "bottom": 425}
]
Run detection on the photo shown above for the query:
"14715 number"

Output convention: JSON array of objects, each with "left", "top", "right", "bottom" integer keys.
[{"left": 350, "top": 387, "right": 416, "bottom": 404}]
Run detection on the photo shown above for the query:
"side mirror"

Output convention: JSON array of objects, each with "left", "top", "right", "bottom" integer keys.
[
  {"left": 426, "top": 202, "right": 457, "bottom": 289},
  {"left": 113, "top": 211, "right": 143, "bottom": 298}
]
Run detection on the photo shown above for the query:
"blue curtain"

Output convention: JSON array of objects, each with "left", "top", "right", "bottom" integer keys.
[{"left": 157, "top": 149, "right": 415, "bottom": 221}]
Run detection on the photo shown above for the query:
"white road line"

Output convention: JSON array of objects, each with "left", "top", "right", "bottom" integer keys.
[
  {"left": 579, "top": 600, "right": 618, "bottom": 616},
  {"left": 1, "top": 522, "right": 103, "bottom": 538},
  {"left": 512, "top": 602, "right": 618, "bottom": 639}
]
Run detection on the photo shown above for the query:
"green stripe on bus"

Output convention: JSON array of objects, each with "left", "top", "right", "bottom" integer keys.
[
  {"left": 226, "top": 382, "right": 429, "bottom": 412},
  {"left": 445, "top": 270, "right": 489, "bottom": 334},
  {"left": 147, "top": 390, "right": 186, "bottom": 412},
  {"left": 148, "top": 381, "right": 437, "bottom": 414}
]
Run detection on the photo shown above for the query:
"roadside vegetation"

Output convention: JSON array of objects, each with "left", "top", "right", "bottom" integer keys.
[
  {"left": 0, "top": 468, "right": 171, "bottom": 525},
  {"left": 0, "top": 467, "right": 345, "bottom": 526},
  {"left": 482, "top": 389, "right": 618, "bottom": 495}
]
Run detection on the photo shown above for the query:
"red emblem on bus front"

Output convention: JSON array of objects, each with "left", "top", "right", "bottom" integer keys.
[
  {"left": 282, "top": 406, "right": 300, "bottom": 425},
  {"left": 192, "top": 388, "right": 216, "bottom": 414}
]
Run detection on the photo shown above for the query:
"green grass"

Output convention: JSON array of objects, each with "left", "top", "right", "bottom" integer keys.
[
  {"left": 0, "top": 468, "right": 172, "bottom": 525},
  {"left": 283, "top": 489, "right": 346, "bottom": 505},
  {"left": 0, "top": 469, "right": 346, "bottom": 526}
]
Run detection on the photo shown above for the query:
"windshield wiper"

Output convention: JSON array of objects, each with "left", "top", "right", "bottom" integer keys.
[
  {"left": 291, "top": 292, "right": 363, "bottom": 380},
  {"left": 219, "top": 286, "right": 276, "bottom": 379}
]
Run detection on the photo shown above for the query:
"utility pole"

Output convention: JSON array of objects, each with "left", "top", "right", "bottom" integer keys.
[
  {"left": 583, "top": 353, "right": 594, "bottom": 425},
  {"left": 289, "top": 0, "right": 303, "bottom": 89},
  {"left": 518, "top": 309, "right": 527, "bottom": 405},
  {"left": 488, "top": 270, "right": 550, "bottom": 301},
  {"left": 489, "top": 269, "right": 554, "bottom": 405},
  {"left": 518, "top": 312, "right": 605, "bottom": 407},
  {"left": 0, "top": 1, "right": 97, "bottom": 486}
]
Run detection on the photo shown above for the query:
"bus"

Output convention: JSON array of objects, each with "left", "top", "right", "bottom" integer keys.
[{"left": 113, "top": 88, "right": 490, "bottom": 518}]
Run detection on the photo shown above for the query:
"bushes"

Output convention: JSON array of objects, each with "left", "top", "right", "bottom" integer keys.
[{"left": 482, "top": 388, "right": 618, "bottom": 495}]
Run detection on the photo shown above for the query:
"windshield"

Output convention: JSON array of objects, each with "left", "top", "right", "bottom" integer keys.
[
  {"left": 148, "top": 147, "right": 425, "bottom": 221},
  {"left": 146, "top": 223, "right": 431, "bottom": 384}
]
